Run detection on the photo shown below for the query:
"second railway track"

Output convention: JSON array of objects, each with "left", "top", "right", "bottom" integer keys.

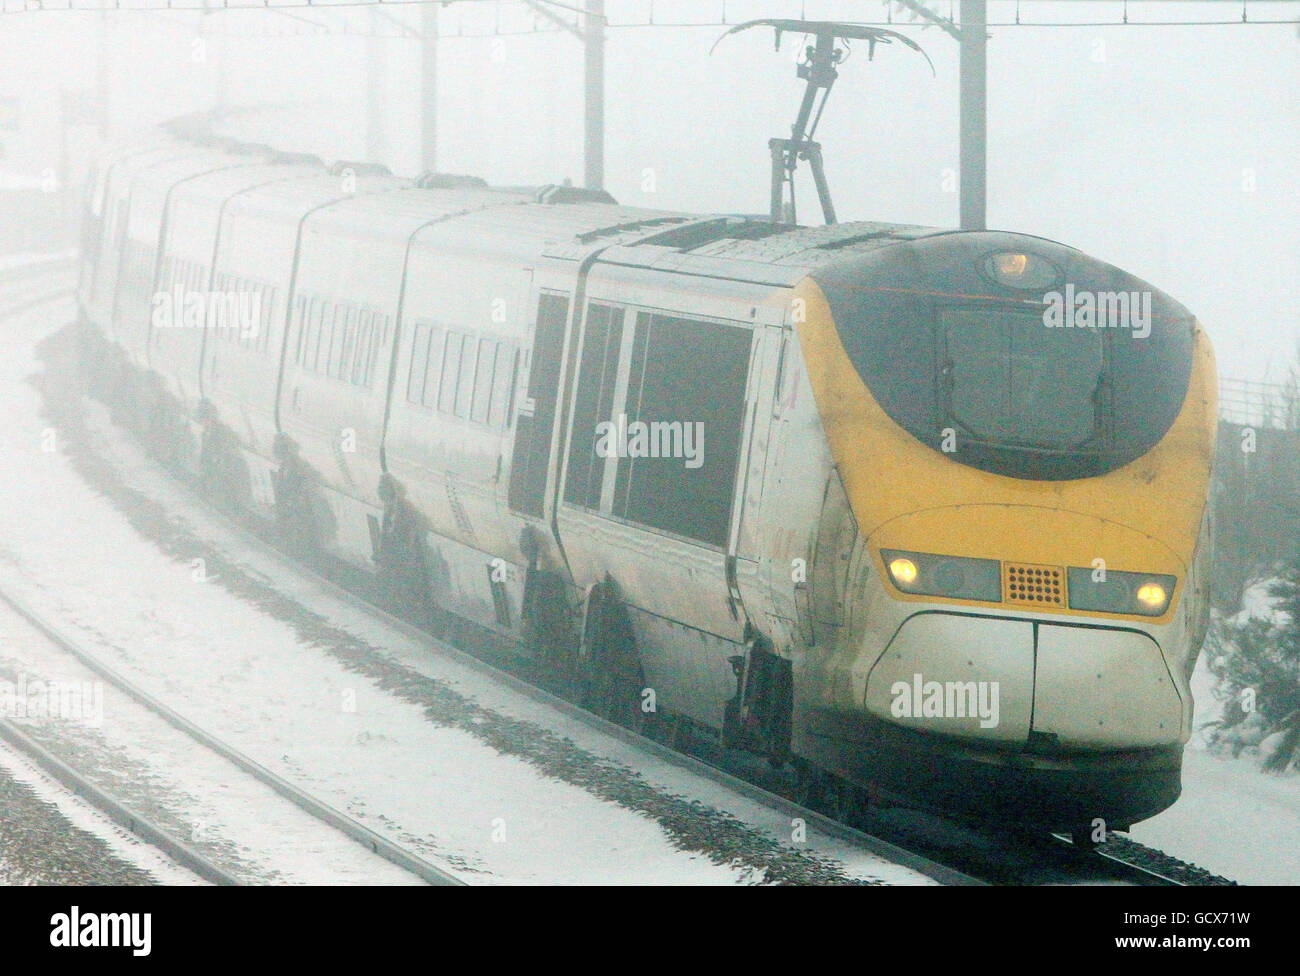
[{"left": 0, "top": 579, "right": 464, "bottom": 886}]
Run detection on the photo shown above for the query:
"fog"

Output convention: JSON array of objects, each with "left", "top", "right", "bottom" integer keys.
[{"left": 1, "top": 0, "right": 1296, "bottom": 378}]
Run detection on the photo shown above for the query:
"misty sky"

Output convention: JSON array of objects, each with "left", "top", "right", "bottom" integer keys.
[{"left": 0, "top": 0, "right": 1296, "bottom": 381}]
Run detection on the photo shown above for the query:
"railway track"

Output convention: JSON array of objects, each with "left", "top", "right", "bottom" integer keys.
[
  {"left": 0, "top": 580, "right": 464, "bottom": 886},
  {"left": 2, "top": 265, "right": 1204, "bottom": 885},
  {"left": 0, "top": 714, "right": 239, "bottom": 885}
]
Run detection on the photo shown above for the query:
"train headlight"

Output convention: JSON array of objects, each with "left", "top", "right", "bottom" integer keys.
[
  {"left": 994, "top": 252, "right": 1028, "bottom": 277},
  {"left": 981, "top": 251, "right": 1060, "bottom": 290},
  {"left": 1137, "top": 583, "right": 1168, "bottom": 609},
  {"left": 888, "top": 557, "right": 918, "bottom": 586},
  {"left": 1066, "top": 568, "right": 1176, "bottom": 617},
  {"left": 881, "top": 550, "right": 1002, "bottom": 602}
]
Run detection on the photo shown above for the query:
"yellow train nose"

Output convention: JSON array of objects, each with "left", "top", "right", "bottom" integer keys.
[{"left": 871, "top": 505, "right": 1186, "bottom": 623}]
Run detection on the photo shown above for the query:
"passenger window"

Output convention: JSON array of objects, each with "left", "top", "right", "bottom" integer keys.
[
  {"left": 353, "top": 310, "right": 372, "bottom": 386},
  {"left": 454, "top": 334, "right": 477, "bottom": 419},
  {"left": 260, "top": 286, "right": 276, "bottom": 355},
  {"left": 314, "top": 303, "right": 333, "bottom": 373},
  {"left": 372, "top": 315, "right": 389, "bottom": 387},
  {"left": 439, "top": 332, "right": 463, "bottom": 413},
  {"left": 565, "top": 303, "right": 624, "bottom": 510},
  {"left": 489, "top": 341, "right": 517, "bottom": 427},
  {"left": 302, "top": 297, "right": 318, "bottom": 365},
  {"left": 408, "top": 323, "right": 431, "bottom": 403},
  {"left": 294, "top": 297, "right": 308, "bottom": 363},
  {"left": 612, "top": 313, "right": 752, "bottom": 548},
  {"left": 471, "top": 338, "right": 496, "bottom": 424},
  {"left": 338, "top": 307, "right": 357, "bottom": 381},
  {"left": 421, "top": 325, "right": 444, "bottom": 408}
]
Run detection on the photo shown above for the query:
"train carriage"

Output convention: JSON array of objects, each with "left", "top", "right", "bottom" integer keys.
[{"left": 149, "top": 159, "right": 319, "bottom": 415}]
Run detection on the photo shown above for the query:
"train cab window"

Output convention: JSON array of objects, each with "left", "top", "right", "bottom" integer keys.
[
  {"left": 565, "top": 303, "right": 624, "bottom": 510},
  {"left": 943, "top": 306, "right": 1104, "bottom": 451},
  {"left": 611, "top": 313, "right": 752, "bottom": 549}
]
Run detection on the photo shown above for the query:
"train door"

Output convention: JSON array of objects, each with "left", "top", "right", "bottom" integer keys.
[
  {"left": 507, "top": 289, "right": 571, "bottom": 519},
  {"left": 554, "top": 296, "right": 759, "bottom": 727}
]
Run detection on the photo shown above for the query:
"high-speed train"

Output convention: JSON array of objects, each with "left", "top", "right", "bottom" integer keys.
[{"left": 77, "top": 121, "right": 1216, "bottom": 834}]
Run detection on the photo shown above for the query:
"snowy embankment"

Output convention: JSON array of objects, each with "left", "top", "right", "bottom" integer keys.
[
  {"left": 1128, "top": 582, "right": 1300, "bottom": 886},
  {"left": 0, "top": 288, "right": 932, "bottom": 885}
]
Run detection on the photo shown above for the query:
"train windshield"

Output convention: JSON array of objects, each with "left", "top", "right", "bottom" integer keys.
[
  {"left": 812, "top": 232, "right": 1197, "bottom": 481},
  {"left": 941, "top": 306, "right": 1104, "bottom": 452}
]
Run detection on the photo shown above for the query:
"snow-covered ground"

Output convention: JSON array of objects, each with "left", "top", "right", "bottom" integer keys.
[
  {"left": 0, "top": 603, "right": 428, "bottom": 885},
  {"left": 1128, "top": 615, "right": 1300, "bottom": 885},
  {"left": 0, "top": 285, "right": 931, "bottom": 885}
]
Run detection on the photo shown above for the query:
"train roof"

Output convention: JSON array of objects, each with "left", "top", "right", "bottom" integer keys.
[
  {"left": 168, "top": 161, "right": 329, "bottom": 206},
  {"left": 305, "top": 186, "right": 531, "bottom": 244},
  {"left": 225, "top": 173, "right": 409, "bottom": 221},
  {"left": 134, "top": 125, "right": 954, "bottom": 287}
]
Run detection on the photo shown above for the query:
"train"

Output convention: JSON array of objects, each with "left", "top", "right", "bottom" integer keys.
[{"left": 76, "top": 120, "right": 1216, "bottom": 837}]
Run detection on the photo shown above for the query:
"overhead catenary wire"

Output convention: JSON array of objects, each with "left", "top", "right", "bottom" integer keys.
[{"left": 2, "top": 0, "right": 1299, "bottom": 29}]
